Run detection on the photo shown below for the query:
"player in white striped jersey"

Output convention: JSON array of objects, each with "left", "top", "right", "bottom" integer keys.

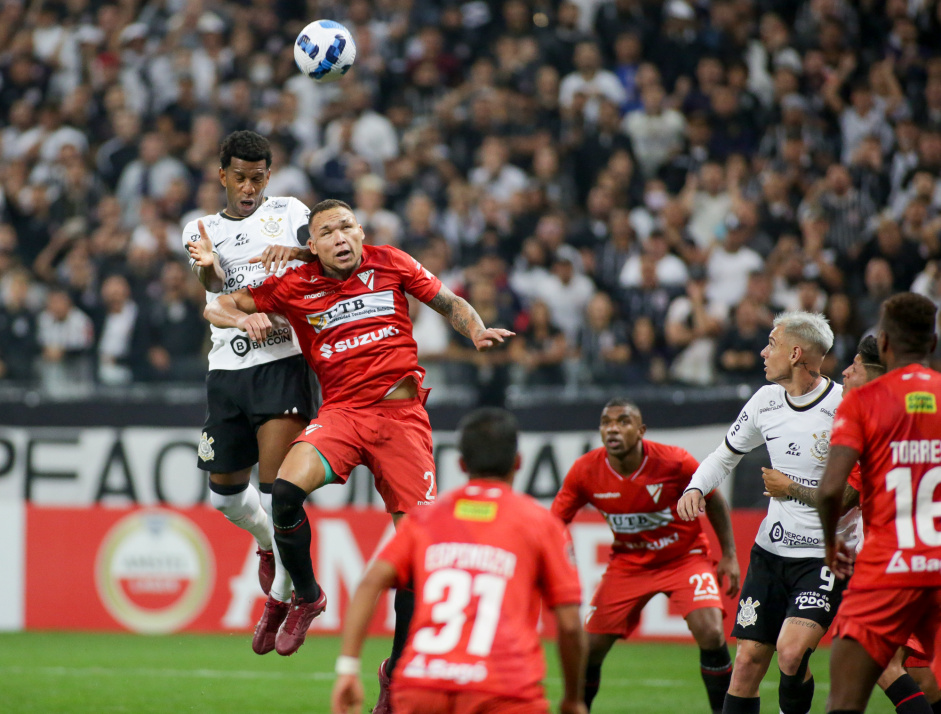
[
  {"left": 678, "top": 311, "right": 857, "bottom": 714},
  {"left": 183, "top": 131, "right": 315, "bottom": 653}
]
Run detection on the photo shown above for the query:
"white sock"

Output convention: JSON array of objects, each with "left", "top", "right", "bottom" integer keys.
[
  {"left": 260, "top": 489, "right": 293, "bottom": 602},
  {"left": 209, "top": 484, "right": 272, "bottom": 551}
]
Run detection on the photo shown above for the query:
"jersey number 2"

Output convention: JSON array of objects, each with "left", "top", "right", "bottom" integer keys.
[
  {"left": 886, "top": 466, "right": 941, "bottom": 548},
  {"left": 411, "top": 569, "right": 506, "bottom": 657}
]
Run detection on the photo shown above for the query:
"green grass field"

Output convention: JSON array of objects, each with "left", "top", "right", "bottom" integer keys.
[{"left": 0, "top": 633, "right": 896, "bottom": 713}]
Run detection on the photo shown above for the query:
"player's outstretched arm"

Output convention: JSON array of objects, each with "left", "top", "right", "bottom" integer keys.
[
  {"left": 425, "top": 285, "right": 515, "bottom": 351},
  {"left": 332, "top": 560, "right": 397, "bottom": 714},
  {"left": 704, "top": 490, "right": 740, "bottom": 596},
  {"left": 204, "top": 290, "right": 271, "bottom": 341},
  {"left": 554, "top": 603, "right": 588, "bottom": 714},
  {"left": 187, "top": 220, "right": 225, "bottom": 293},
  {"left": 678, "top": 442, "right": 744, "bottom": 520},
  {"left": 817, "top": 444, "right": 860, "bottom": 578},
  {"left": 678, "top": 488, "right": 706, "bottom": 521},
  {"left": 249, "top": 245, "right": 315, "bottom": 275}
]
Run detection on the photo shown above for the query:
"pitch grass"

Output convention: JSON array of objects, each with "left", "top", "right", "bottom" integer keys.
[{"left": 0, "top": 633, "right": 896, "bottom": 713}]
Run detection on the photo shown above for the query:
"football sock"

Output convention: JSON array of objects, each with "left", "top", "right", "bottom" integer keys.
[
  {"left": 209, "top": 481, "right": 271, "bottom": 550},
  {"left": 386, "top": 587, "right": 415, "bottom": 676},
  {"left": 271, "top": 479, "right": 321, "bottom": 602},
  {"left": 885, "top": 674, "right": 931, "bottom": 713},
  {"left": 722, "top": 694, "right": 760, "bottom": 713},
  {"left": 584, "top": 663, "right": 602, "bottom": 710},
  {"left": 700, "top": 645, "right": 733, "bottom": 713},
  {"left": 779, "top": 671, "right": 814, "bottom": 714},
  {"left": 259, "top": 482, "right": 291, "bottom": 603}
]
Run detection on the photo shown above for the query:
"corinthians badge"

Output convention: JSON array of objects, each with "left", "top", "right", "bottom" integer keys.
[
  {"left": 737, "top": 597, "right": 760, "bottom": 627},
  {"left": 259, "top": 215, "right": 284, "bottom": 237}
]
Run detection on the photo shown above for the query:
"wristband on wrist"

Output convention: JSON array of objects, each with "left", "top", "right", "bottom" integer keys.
[{"left": 335, "top": 655, "right": 361, "bottom": 676}]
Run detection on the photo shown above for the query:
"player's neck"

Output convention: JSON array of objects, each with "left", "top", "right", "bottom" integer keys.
[
  {"left": 321, "top": 259, "right": 363, "bottom": 281},
  {"left": 887, "top": 355, "right": 928, "bottom": 371},
  {"left": 607, "top": 446, "right": 643, "bottom": 476},
  {"left": 780, "top": 371, "right": 822, "bottom": 397}
]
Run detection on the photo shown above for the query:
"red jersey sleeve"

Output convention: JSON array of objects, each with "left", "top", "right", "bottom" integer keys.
[
  {"left": 388, "top": 246, "right": 442, "bottom": 303},
  {"left": 376, "top": 515, "right": 418, "bottom": 589},
  {"left": 537, "top": 512, "right": 582, "bottom": 607},
  {"left": 248, "top": 269, "right": 293, "bottom": 315},
  {"left": 847, "top": 463, "right": 862, "bottom": 492},
  {"left": 830, "top": 388, "right": 866, "bottom": 454},
  {"left": 551, "top": 461, "right": 589, "bottom": 524}
]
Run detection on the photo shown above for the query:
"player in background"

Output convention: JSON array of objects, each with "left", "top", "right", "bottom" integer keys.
[
  {"left": 819, "top": 293, "right": 941, "bottom": 714},
  {"left": 331, "top": 408, "right": 587, "bottom": 714},
  {"left": 200, "top": 199, "right": 513, "bottom": 710},
  {"left": 762, "top": 336, "right": 940, "bottom": 713},
  {"left": 183, "top": 130, "right": 316, "bottom": 649},
  {"left": 551, "top": 399, "right": 739, "bottom": 714},
  {"left": 678, "top": 311, "right": 859, "bottom": 714}
]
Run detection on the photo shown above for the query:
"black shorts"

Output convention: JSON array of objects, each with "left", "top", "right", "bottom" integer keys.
[
  {"left": 730, "top": 543, "right": 847, "bottom": 644},
  {"left": 198, "top": 355, "right": 315, "bottom": 473}
]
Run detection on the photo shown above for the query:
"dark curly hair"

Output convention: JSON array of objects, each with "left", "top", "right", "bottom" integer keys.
[
  {"left": 219, "top": 130, "right": 272, "bottom": 169},
  {"left": 458, "top": 408, "right": 519, "bottom": 478},
  {"left": 880, "top": 293, "right": 938, "bottom": 357}
]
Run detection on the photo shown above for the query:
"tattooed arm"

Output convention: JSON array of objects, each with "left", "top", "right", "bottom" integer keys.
[
  {"left": 762, "top": 467, "right": 859, "bottom": 511},
  {"left": 425, "top": 285, "right": 515, "bottom": 351}
]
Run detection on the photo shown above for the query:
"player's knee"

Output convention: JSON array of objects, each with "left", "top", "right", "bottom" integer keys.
[
  {"left": 271, "top": 478, "right": 308, "bottom": 529},
  {"left": 732, "top": 643, "right": 768, "bottom": 674},
  {"left": 694, "top": 626, "right": 726, "bottom": 651},
  {"left": 777, "top": 644, "right": 813, "bottom": 677}
]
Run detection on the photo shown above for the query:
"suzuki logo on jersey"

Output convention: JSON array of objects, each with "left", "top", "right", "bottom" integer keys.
[
  {"left": 604, "top": 508, "right": 673, "bottom": 534},
  {"left": 646, "top": 484, "right": 664, "bottom": 503},
  {"left": 306, "top": 291, "right": 394, "bottom": 333},
  {"left": 319, "top": 326, "right": 399, "bottom": 359},
  {"left": 357, "top": 269, "right": 375, "bottom": 290}
]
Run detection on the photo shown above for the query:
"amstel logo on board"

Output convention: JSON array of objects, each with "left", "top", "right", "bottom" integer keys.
[{"left": 95, "top": 510, "right": 215, "bottom": 633}]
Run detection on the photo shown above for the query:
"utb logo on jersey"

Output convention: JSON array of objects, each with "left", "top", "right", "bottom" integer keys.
[
  {"left": 454, "top": 499, "right": 498, "bottom": 522},
  {"left": 906, "top": 392, "right": 937, "bottom": 414}
]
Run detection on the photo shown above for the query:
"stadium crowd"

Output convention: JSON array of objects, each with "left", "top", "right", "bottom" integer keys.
[{"left": 2, "top": 0, "right": 941, "bottom": 404}]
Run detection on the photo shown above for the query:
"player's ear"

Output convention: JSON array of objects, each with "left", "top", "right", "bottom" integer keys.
[
  {"left": 513, "top": 453, "right": 521, "bottom": 471},
  {"left": 458, "top": 456, "right": 469, "bottom": 474},
  {"left": 218, "top": 167, "right": 226, "bottom": 187}
]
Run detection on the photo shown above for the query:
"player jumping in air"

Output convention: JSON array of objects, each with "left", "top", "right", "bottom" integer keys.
[
  {"left": 199, "top": 199, "right": 513, "bottom": 711},
  {"left": 184, "top": 130, "right": 315, "bottom": 635},
  {"left": 331, "top": 408, "right": 587, "bottom": 714},
  {"left": 552, "top": 399, "right": 739, "bottom": 714},
  {"left": 678, "top": 311, "right": 859, "bottom": 714},
  {"left": 819, "top": 293, "right": 941, "bottom": 714}
]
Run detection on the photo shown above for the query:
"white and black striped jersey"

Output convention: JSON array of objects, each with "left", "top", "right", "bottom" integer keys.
[
  {"left": 724, "top": 378, "right": 859, "bottom": 558},
  {"left": 182, "top": 196, "right": 310, "bottom": 371}
]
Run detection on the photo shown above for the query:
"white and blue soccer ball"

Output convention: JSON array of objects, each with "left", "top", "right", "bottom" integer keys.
[{"left": 293, "top": 20, "right": 356, "bottom": 83}]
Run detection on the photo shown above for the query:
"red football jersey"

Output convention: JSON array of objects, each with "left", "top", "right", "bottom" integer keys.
[
  {"left": 552, "top": 442, "right": 711, "bottom": 567},
  {"left": 379, "top": 480, "right": 582, "bottom": 701},
  {"left": 831, "top": 364, "right": 941, "bottom": 588},
  {"left": 249, "top": 245, "right": 442, "bottom": 410}
]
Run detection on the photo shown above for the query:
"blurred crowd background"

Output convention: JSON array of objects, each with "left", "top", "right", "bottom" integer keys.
[{"left": 2, "top": 0, "right": 941, "bottom": 407}]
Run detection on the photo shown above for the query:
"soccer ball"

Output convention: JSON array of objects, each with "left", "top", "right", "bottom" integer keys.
[{"left": 293, "top": 20, "right": 356, "bottom": 83}]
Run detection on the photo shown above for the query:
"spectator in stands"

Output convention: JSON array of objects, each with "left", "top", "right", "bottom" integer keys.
[
  {"left": 115, "top": 132, "right": 189, "bottom": 229},
  {"left": 705, "top": 212, "right": 765, "bottom": 309},
  {"left": 36, "top": 287, "right": 94, "bottom": 392},
  {"left": 509, "top": 299, "right": 569, "bottom": 388},
  {"left": 559, "top": 40, "right": 626, "bottom": 124},
  {"left": 682, "top": 160, "right": 732, "bottom": 249},
  {"left": 0, "top": 269, "right": 37, "bottom": 382},
  {"left": 575, "top": 291, "right": 631, "bottom": 386},
  {"left": 715, "top": 298, "right": 769, "bottom": 383},
  {"left": 664, "top": 269, "right": 726, "bottom": 386},
  {"left": 94, "top": 273, "right": 145, "bottom": 385},
  {"left": 143, "top": 261, "right": 207, "bottom": 382},
  {"left": 619, "top": 230, "right": 689, "bottom": 290},
  {"left": 623, "top": 81, "right": 686, "bottom": 179}
]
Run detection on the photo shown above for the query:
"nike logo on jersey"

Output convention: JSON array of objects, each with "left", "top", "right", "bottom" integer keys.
[
  {"left": 645, "top": 484, "right": 663, "bottom": 503},
  {"left": 766, "top": 435, "right": 781, "bottom": 441},
  {"left": 305, "top": 424, "right": 322, "bottom": 435},
  {"left": 357, "top": 269, "right": 375, "bottom": 290}
]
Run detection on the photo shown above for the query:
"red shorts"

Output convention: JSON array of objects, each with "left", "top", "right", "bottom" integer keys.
[
  {"left": 832, "top": 586, "right": 941, "bottom": 669},
  {"left": 585, "top": 553, "right": 725, "bottom": 637},
  {"left": 904, "top": 633, "right": 932, "bottom": 669},
  {"left": 293, "top": 395, "right": 436, "bottom": 514},
  {"left": 391, "top": 687, "right": 549, "bottom": 714}
]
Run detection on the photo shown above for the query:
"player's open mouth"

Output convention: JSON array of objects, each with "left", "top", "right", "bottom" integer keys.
[
  {"left": 336, "top": 249, "right": 352, "bottom": 261},
  {"left": 605, "top": 438, "right": 622, "bottom": 448},
  {"left": 240, "top": 199, "right": 255, "bottom": 210}
]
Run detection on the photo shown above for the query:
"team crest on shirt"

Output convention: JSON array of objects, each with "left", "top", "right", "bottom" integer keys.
[
  {"left": 809, "top": 431, "right": 830, "bottom": 462},
  {"left": 357, "top": 269, "right": 375, "bottom": 290},
  {"left": 197, "top": 432, "right": 215, "bottom": 462},
  {"left": 645, "top": 483, "right": 664, "bottom": 503},
  {"left": 736, "top": 597, "right": 760, "bottom": 627},
  {"left": 259, "top": 215, "right": 284, "bottom": 237}
]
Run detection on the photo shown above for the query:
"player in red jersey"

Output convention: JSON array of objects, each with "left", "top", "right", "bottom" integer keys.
[
  {"left": 203, "top": 200, "right": 513, "bottom": 704},
  {"left": 551, "top": 399, "right": 740, "bottom": 714},
  {"left": 331, "top": 408, "right": 587, "bottom": 714},
  {"left": 819, "top": 292, "right": 941, "bottom": 714}
]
